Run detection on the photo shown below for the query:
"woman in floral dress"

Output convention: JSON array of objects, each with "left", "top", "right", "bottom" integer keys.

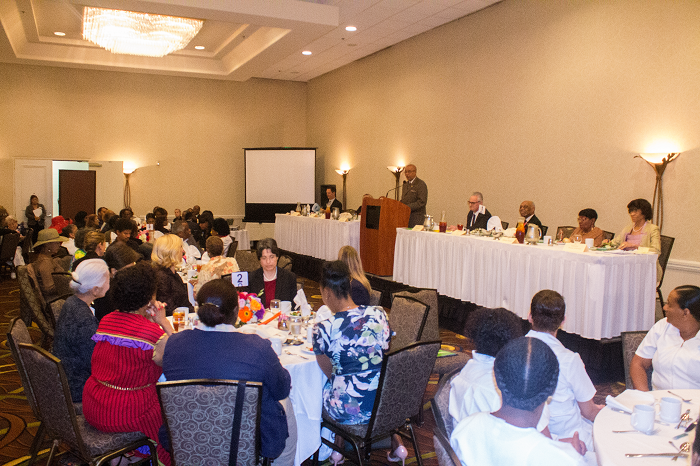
[{"left": 313, "top": 261, "right": 407, "bottom": 464}]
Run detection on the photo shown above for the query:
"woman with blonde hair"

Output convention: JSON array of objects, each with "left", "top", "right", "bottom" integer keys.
[
  {"left": 338, "top": 245, "right": 371, "bottom": 306},
  {"left": 151, "top": 234, "right": 192, "bottom": 315}
]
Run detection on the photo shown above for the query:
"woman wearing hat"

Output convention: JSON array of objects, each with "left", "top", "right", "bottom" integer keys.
[{"left": 29, "top": 229, "right": 69, "bottom": 299}]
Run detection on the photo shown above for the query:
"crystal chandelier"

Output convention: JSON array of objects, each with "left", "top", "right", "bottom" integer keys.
[{"left": 83, "top": 7, "right": 204, "bottom": 58}]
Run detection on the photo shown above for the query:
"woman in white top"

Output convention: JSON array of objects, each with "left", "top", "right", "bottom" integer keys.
[
  {"left": 631, "top": 285, "right": 700, "bottom": 390},
  {"left": 450, "top": 337, "right": 586, "bottom": 466}
]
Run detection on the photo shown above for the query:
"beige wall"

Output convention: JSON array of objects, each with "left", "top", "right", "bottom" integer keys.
[
  {"left": 308, "top": 0, "right": 700, "bottom": 268},
  {"left": 0, "top": 63, "right": 307, "bottom": 218}
]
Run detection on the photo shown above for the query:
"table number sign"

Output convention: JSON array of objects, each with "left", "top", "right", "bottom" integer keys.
[
  {"left": 231, "top": 271, "right": 249, "bottom": 287},
  {"left": 564, "top": 243, "right": 588, "bottom": 253}
]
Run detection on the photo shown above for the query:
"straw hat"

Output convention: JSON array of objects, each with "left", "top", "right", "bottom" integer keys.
[{"left": 34, "top": 229, "right": 68, "bottom": 248}]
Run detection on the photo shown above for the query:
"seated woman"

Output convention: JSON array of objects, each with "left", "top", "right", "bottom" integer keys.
[
  {"left": 53, "top": 259, "right": 110, "bottom": 401},
  {"left": 631, "top": 285, "right": 700, "bottom": 390},
  {"left": 154, "top": 279, "right": 295, "bottom": 464},
  {"left": 338, "top": 245, "right": 371, "bottom": 306},
  {"left": 72, "top": 231, "right": 106, "bottom": 271},
  {"left": 248, "top": 238, "right": 297, "bottom": 308},
  {"left": 212, "top": 217, "right": 233, "bottom": 256},
  {"left": 608, "top": 199, "right": 660, "bottom": 252},
  {"left": 312, "top": 261, "right": 400, "bottom": 465},
  {"left": 82, "top": 262, "right": 174, "bottom": 466},
  {"left": 449, "top": 307, "right": 524, "bottom": 424},
  {"left": 93, "top": 241, "right": 142, "bottom": 322},
  {"left": 29, "top": 229, "right": 69, "bottom": 300},
  {"left": 1, "top": 215, "right": 27, "bottom": 269},
  {"left": 568, "top": 209, "right": 604, "bottom": 247},
  {"left": 450, "top": 337, "right": 586, "bottom": 466},
  {"left": 192, "top": 236, "right": 239, "bottom": 297},
  {"left": 151, "top": 234, "right": 192, "bottom": 315}
]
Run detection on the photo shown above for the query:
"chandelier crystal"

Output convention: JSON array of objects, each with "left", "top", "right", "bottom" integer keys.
[{"left": 83, "top": 7, "right": 204, "bottom": 58}]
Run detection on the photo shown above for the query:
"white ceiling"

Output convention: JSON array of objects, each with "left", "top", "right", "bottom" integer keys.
[{"left": 0, "top": 0, "right": 500, "bottom": 82}]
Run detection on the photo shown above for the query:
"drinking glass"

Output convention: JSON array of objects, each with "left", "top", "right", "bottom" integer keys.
[{"left": 574, "top": 235, "right": 582, "bottom": 244}]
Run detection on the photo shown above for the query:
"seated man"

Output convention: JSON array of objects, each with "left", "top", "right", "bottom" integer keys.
[
  {"left": 525, "top": 290, "right": 602, "bottom": 451},
  {"left": 172, "top": 220, "right": 201, "bottom": 257},
  {"left": 520, "top": 200, "right": 542, "bottom": 228},
  {"left": 466, "top": 192, "right": 492, "bottom": 231},
  {"left": 568, "top": 208, "right": 604, "bottom": 247},
  {"left": 450, "top": 337, "right": 586, "bottom": 466},
  {"left": 325, "top": 186, "right": 342, "bottom": 212}
]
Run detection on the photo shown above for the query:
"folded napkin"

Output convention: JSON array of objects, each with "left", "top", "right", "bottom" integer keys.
[
  {"left": 606, "top": 389, "right": 656, "bottom": 413},
  {"left": 339, "top": 212, "right": 353, "bottom": 221},
  {"left": 294, "top": 289, "right": 312, "bottom": 316},
  {"left": 315, "top": 305, "right": 332, "bottom": 323}
]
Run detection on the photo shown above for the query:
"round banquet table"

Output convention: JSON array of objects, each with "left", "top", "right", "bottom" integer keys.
[{"left": 594, "top": 389, "right": 699, "bottom": 465}]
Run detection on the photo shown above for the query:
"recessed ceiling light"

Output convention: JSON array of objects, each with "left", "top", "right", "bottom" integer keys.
[
  {"left": 302, "top": 50, "right": 312, "bottom": 55},
  {"left": 194, "top": 45, "right": 205, "bottom": 50},
  {"left": 54, "top": 32, "right": 66, "bottom": 36},
  {"left": 345, "top": 26, "right": 357, "bottom": 32}
]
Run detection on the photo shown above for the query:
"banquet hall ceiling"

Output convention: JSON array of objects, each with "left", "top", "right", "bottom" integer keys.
[{"left": 0, "top": 0, "right": 500, "bottom": 82}]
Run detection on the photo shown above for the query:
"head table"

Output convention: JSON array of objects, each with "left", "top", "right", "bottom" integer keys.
[
  {"left": 392, "top": 228, "right": 658, "bottom": 340},
  {"left": 274, "top": 213, "right": 360, "bottom": 261}
]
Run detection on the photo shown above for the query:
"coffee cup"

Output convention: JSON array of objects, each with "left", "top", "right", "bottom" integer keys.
[
  {"left": 543, "top": 235, "right": 552, "bottom": 246},
  {"left": 585, "top": 238, "right": 594, "bottom": 249},
  {"left": 659, "top": 396, "right": 682, "bottom": 423},
  {"left": 630, "top": 404, "right": 656, "bottom": 434},
  {"left": 270, "top": 337, "right": 282, "bottom": 355}
]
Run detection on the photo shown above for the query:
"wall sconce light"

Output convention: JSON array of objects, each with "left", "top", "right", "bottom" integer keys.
[
  {"left": 386, "top": 166, "right": 404, "bottom": 200},
  {"left": 123, "top": 167, "right": 136, "bottom": 208},
  {"left": 636, "top": 152, "right": 680, "bottom": 232},
  {"left": 335, "top": 168, "right": 350, "bottom": 210}
]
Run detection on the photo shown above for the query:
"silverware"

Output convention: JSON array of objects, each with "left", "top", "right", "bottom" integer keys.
[
  {"left": 625, "top": 453, "right": 689, "bottom": 458},
  {"left": 668, "top": 391, "right": 693, "bottom": 403},
  {"left": 685, "top": 421, "right": 697, "bottom": 432},
  {"left": 669, "top": 441, "right": 690, "bottom": 461},
  {"left": 677, "top": 409, "right": 691, "bottom": 429},
  {"left": 284, "top": 350, "right": 308, "bottom": 360},
  {"left": 609, "top": 407, "right": 631, "bottom": 415},
  {"left": 613, "top": 429, "right": 659, "bottom": 434}
]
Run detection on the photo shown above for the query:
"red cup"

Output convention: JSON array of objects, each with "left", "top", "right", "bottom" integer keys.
[{"left": 457, "top": 224, "right": 464, "bottom": 231}]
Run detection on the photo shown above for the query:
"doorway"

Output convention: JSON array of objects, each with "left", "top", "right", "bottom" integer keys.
[{"left": 59, "top": 170, "right": 96, "bottom": 219}]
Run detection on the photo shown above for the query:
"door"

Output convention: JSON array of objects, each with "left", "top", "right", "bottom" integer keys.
[
  {"left": 59, "top": 170, "right": 96, "bottom": 220},
  {"left": 14, "top": 159, "right": 52, "bottom": 228}
]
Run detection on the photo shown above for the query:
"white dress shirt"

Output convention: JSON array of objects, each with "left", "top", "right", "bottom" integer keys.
[
  {"left": 526, "top": 330, "right": 596, "bottom": 451},
  {"left": 636, "top": 318, "right": 700, "bottom": 390},
  {"left": 450, "top": 412, "right": 585, "bottom": 466}
]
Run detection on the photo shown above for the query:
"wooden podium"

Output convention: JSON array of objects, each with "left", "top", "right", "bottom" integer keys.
[{"left": 360, "top": 196, "right": 410, "bottom": 276}]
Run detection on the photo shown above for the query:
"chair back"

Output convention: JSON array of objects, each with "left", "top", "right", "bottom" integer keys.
[
  {"left": 6, "top": 318, "right": 41, "bottom": 418},
  {"left": 621, "top": 330, "right": 651, "bottom": 389},
  {"left": 0, "top": 232, "right": 21, "bottom": 263},
  {"left": 235, "top": 250, "right": 261, "bottom": 273},
  {"left": 388, "top": 295, "right": 430, "bottom": 351},
  {"left": 278, "top": 255, "right": 293, "bottom": 271},
  {"left": 365, "top": 340, "right": 440, "bottom": 439},
  {"left": 158, "top": 379, "right": 263, "bottom": 466},
  {"left": 51, "top": 272, "right": 74, "bottom": 298},
  {"left": 657, "top": 235, "right": 675, "bottom": 286},
  {"left": 540, "top": 225, "right": 548, "bottom": 236},
  {"left": 369, "top": 289, "right": 382, "bottom": 307},
  {"left": 17, "top": 343, "right": 90, "bottom": 458},
  {"left": 22, "top": 228, "right": 34, "bottom": 256},
  {"left": 500, "top": 221, "right": 509, "bottom": 230},
  {"left": 433, "top": 428, "right": 462, "bottom": 466},
  {"left": 392, "top": 288, "right": 440, "bottom": 341},
  {"left": 17, "top": 265, "right": 54, "bottom": 339},
  {"left": 603, "top": 230, "right": 615, "bottom": 242},
  {"left": 226, "top": 239, "right": 239, "bottom": 258},
  {"left": 431, "top": 367, "right": 461, "bottom": 437},
  {"left": 556, "top": 226, "right": 576, "bottom": 240}
]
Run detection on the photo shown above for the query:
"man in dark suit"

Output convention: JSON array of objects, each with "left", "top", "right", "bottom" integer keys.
[
  {"left": 466, "top": 192, "right": 492, "bottom": 231},
  {"left": 400, "top": 164, "right": 428, "bottom": 228},
  {"left": 519, "top": 200, "right": 542, "bottom": 228},
  {"left": 325, "top": 187, "right": 343, "bottom": 211}
]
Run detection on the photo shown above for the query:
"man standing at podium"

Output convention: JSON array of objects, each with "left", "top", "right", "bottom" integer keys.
[{"left": 400, "top": 164, "right": 428, "bottom": 228}]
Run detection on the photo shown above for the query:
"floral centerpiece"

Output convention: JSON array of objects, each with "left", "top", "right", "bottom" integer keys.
[{"left": 238, "top": 292, "right": 265, "bottom": 325}]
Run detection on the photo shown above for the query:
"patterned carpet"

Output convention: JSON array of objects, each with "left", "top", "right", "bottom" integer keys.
[{"left": 0, "top": 275, "right": 623, "bottom": 465}]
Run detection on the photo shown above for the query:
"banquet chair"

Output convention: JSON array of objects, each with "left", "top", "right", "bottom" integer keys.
[
  {"left": 235, "top": 250, "right": 261, "bottom": 273},
  {"left": 157, "top": 379, "right": 270, "bottom": 466},
  {"left": 430, "top": 367, "right": 461, "bottom": 438},
  {"left": 7, "top": 318, "right": 46, "bottom": 464},
  {"left": 278, "top": 255, "right": 293, "bottom": 271},
  {"left": 17, "top": 265, "right": 55, "bottom": 347},
  {"left": 540, "top": 225, "right": 548, "bottom": 236},
  {"left": 51, "top": 272, "right": 74, "bottom": 298},
  {"left": 226, "top": 239, "right": 239, "bottom": 258},
  {"left": 21, "top": 228, "right": 34, "bottom": 263},
  {"left": 500, "top": 221, "right": 509, "bottom": 230},
  {"left": 387, "top": 295, "right": 430, "bottom": 351},
  {"left": 556, "top": 226, "right": 576, "bottom": 240},
  {"left": 433, "top": 428, "right": 461, "bottom": 466},
  {"left": 602, "top": 230, "right": 615, "bottom": 242},
  {"left": 621, "top": 330, "right": 652, "bottom": 389},
  {"left": 657, "top": 235, "right": 675, "bottom": 312},
  {"left": 17, "top": 343, "right": 157, "bottom": 466},
  {"left": 369, "top": 289, "right": 382, "bottom": 307},
  {"left": 0, "top": 232, "right": 21, "bottom": 278},
  {"left": 313, "top": 340, "right": 441, "bottom": 466}
]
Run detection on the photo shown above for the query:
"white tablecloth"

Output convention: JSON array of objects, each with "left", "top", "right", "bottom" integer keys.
[
  {"left": 594, "top": 389, "right": 698, "bottom": 465},
  {"left": 393, "top": 229, "right": 658, "bottom": 340},
  {"left": 231, "top": 229, "right": 250, "bottom": 250},
  {"left": 274, "top": 214, "right": 361, "bottom": 261}
]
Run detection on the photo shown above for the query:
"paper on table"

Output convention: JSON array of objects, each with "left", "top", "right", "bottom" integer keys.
[
  {"left": 315, "top": 305, "right": 331, "bottom": 323},
  {"left": 294, "top": 288, "right": 312, "bottom": 316},
  {"left": 605, "top": 389, "right": 655, "bottom": 413}
]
